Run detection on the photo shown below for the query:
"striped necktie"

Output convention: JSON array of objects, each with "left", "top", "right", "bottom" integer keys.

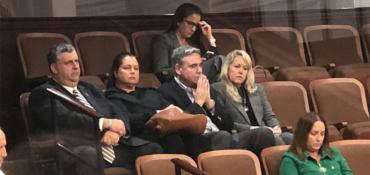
[{"left": 72, "top": 89, "right": 116, "bottom": 164}]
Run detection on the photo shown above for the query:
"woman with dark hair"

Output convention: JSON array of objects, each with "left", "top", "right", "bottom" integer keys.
[
  {"left": 279, "top": 112, "right": 352, "bottom": 175},
  {"left": 105, "top": 53, "right": 185, "bottom": 154},
  {"left": 151, "top": 3, "right": 222, "bottom": 83}
]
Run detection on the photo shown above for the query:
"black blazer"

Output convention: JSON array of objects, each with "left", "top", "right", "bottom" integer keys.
[
  {"left": 105, "top": 87, "right": 170, "bottom": 137},
  {"left": 28, "top": 79, "right": 150, "bottom": 147},
  {"left": 157, "top": 79, "right": 233, "bottom": 132}
]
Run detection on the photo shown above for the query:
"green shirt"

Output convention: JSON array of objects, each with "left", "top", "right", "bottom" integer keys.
[{"left": 279, "top": 147, "right": 353, "bottom": 175}]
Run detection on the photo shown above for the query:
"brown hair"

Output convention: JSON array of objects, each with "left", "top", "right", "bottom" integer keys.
[{"left": 289, "top": 112, "right": 332, "bottom": 160}]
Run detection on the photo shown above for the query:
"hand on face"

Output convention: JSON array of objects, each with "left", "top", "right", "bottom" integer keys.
[
  {"left": 193, "top": 74, "right": 210, "bottom": 106},
  {"left": 199, "top": 21, "right": 214, "bottom": 40}
]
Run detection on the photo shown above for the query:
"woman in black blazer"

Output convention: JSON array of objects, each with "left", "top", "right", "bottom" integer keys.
[{"left": 105, "top": 53, "right": 185, "bottom": 154}]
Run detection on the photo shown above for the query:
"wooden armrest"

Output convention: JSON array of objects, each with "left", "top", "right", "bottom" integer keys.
[
  {"left": 333, "top": 122, "right": 348, "bottom": 130},
  {"left": 171, "top": 158, "right": 209, "bottom": 175},
  {"left": 324, "top": 63, "right": 336, "bottom": 70},
  {"left": 267, "top": 66, "right": 280, "bottom": 73},
  {"left": 281, "top": 126, "right": 293, "bottom": 133},
  {"left": 98, "top": 73, "right": 110, "bottom": 81}
]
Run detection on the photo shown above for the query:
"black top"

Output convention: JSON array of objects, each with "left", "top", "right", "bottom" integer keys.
[
  {"left": 238, "top": 86, "right": 259, "bottom": 126},
  {"left": 105, "top": 86, "right": 170, "bottom": 136}
]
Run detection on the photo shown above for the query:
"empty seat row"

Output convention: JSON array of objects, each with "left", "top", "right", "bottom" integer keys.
[
  {"left": 17, "top": 25, "right": 370, "bottom": 93},
  {"left": 136, "top": 149, "right": 261, "bottom": 175},
  {"left": 262, "top": 77, "right": 370, "bottom": 141}
]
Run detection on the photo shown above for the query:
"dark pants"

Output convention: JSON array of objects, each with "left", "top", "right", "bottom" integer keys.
[
  {"left": 182, "top": 130, "right": 232, "bottom": 159},
  {"left": 60, "top": 142, "right": 163, "bottom": 175},
  {"left": 110, "top": 142, "right": 163, "bottom": 170},
  {"left": 231, "top": 127, "right": 275, "bottom": 156}
]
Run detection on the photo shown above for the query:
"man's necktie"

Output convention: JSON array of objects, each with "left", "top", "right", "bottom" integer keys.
[{"left": 72, "top": 89, "right": 116, "bottom": 164}]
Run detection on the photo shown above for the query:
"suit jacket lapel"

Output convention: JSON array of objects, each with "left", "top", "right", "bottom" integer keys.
[
  {"left": 232, "top": 99, "right": 251, "bottom": 124},
  {"left": 171, "top": 80, "right": 193, "bottom": 107},
  {"left": 78, "top": 84, "right": 101, "bottom": 112}
]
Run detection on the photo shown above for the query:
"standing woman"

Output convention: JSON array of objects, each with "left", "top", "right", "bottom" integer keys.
[
  {"left": 152, "top": 3, "right": 222, "bottom": 83},
  {"left": 280, "top": 112, "right": 352, "bottom": 175},
  {"left": 105, "top": 53, "right": 185, "bottom": 154},
  {"left": 212, "top": 50, "right": 293, "bottom": 145}
]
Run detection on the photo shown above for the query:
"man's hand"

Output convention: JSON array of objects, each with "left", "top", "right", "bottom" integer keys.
[
  {"left": 158, "top": 104, "right": 183, "bottom": 113},
  {"left": 101, "top": 130, "right": 120, "bottom": 146},
  {"left": 103, "top": 118, "right": 126, "bottom": 136},
  {"left": 193, "top": 75, "right": 210, "bottom": 106}
]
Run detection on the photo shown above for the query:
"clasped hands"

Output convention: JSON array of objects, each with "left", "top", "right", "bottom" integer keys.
[
  {"left": 101, "top": 118, "right": 125, "bottom": 146},
  {"left": 193, "top": 75, "right": 214, "bottom": 110}
]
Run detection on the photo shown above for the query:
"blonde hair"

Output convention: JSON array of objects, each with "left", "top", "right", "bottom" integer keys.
[{"left": 219, "top": 50, "right": 256, "bottom": 103}]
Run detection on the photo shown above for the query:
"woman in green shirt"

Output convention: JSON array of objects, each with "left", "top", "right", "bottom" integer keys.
[{"left": 279, "top": 112, "right": 352, "bottom": 175}]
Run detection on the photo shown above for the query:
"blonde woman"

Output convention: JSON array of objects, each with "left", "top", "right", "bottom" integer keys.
[{"left": 212, "top": 50, "right": 292, "bottom": 145}]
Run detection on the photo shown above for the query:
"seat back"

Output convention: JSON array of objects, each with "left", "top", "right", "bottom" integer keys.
[
  {"left": 246, "top": 27, "right": 306, "bottom": 68},
  {"left": 137, "top": 73, "right": 161, "bottom": 88},
  {"left": 309, "top": 78, "right": 370, "bottom": 125},
  {"left": 304, "top": 25, "right": 364, "bottom": 66},
  {"left": 197, "top": 150, "right": 262, "bottom": 175},
  {"left": 362, "top": 24, "right": 370, "bottom": 63},
  {"left": 331, "top": 139, "right": 370, "bottom": 175},
  {"left": 17, "top": 33, "right": 73, "bottom": 79},
  {"left": 260, "top": 145, "right": 289, "bottom": 175},
  {"left": 136, "top": 154, "right": 197, "bottom": 175},
  {"left": 132, "top": 30, "right": 163, "bottom": 73},
  {"left": 202, "top": 29, "right": 246, "bottom": 56},
  {"left": 80, "top": 75, "right": 106, "bottom": 91},
  {"left": 74, "top": 31, "right": 130, "bottom": 76},
  {"left": 261, "top": 81, "right": 309, "bottom": 129}
]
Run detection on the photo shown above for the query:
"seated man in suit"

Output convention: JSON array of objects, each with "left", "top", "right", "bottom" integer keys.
[
  {"left": 0, "top": 128, "right": 7, "bottom": 175},
  {"left": 28, "top": 43, "right": 162, "bottom": 174},
  {"left": 158, "top": 46, "right": 275, "bottom": 156}
]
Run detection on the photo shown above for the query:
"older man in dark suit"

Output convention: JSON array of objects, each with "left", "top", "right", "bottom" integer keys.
[
  {"left": 28, "top": 43, "right": 162, "bottom": 174},
  {"left": 158, "top": 46, "right": 275, "bottom": 156}
]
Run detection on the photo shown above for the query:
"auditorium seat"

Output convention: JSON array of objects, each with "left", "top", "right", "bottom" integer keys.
[
  {"left": 304, "top": 24, "right": 370, "bottom": 82},
  {"left": 260, "top": 145, "right": 289, "bottom": 175},
  {"left": 331, "top": 139, "right": 370, "bottom": 175},
  {"left": 17, "top": 32, "right": 73, "bottom": 88},
  {"left": 362, "top": 24, "right": 370, "bottom": 62},
  {"left": 80, "top": 75, "right": 106, "bottom": 91},
  {"left": 137, "top": 73, "right": 161, "bottom": 88},
  {"left": 201, "top": 28, "right": 246, "bottom": 56},
  {"left": 197, "top": 149, "right": 262, "bottom": 175},
  {"left": 309, "top": 78, "right": 370, "bottom": 139},
  {"left": 74, "top": 31, "right": 130, "bottom": 78},
  {"left": 261, "top": 81, "right": 342, "bottom": 141},
  {"left": 136, "top": 154, "right": 201, "bottom": 175},
  {"left": 246, "top": 26, "right": 330, "bottom": 90},
  {"left": 131, "top": 30, "right": 163, "bottom": 73},
  {"left": 2, "top": 159, "right": 35, "bottom": 175}
]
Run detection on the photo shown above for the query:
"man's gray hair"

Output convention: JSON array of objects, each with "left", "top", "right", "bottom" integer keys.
[
  {"left": 171, "top": 46, "right": 201, "bottom": 67},
  {"left": 47, "top": 43, "right": 75, "bottom": 66}
]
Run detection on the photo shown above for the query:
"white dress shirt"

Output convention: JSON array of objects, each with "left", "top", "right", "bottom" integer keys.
[{"left": 174, "top": 77, "right": 219, "bottom": 133}]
